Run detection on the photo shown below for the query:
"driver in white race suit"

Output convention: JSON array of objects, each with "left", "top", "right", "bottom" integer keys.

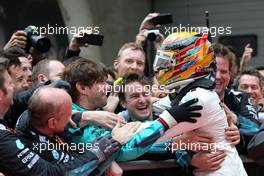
[{"left": 153, "top": 32, "right": 247, "bottom": 176}]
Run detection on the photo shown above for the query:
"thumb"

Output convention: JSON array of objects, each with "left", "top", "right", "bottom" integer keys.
[
  {"left": 245, "top": 43, "right": 250, "bottom": 49},
  {"left": 114, "top": 120, "right": 121, "bottom": 130},
  {"left": 227, "top": 115, "right": 233, "bottom": 127}
]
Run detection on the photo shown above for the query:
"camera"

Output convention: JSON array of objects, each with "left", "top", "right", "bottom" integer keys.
[
  {"left": 144, "top": 29, "right": 160, "bottom": 41},
  {"left": 24, "top": 25, "right": 51, "bottom": 53},
  {"left": 75, "top": 33, "right": 104, "bottom": 46}
]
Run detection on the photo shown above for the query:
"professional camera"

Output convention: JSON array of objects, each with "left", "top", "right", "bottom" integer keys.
[
  {"left": 24, "top": 25, "right": 50, "bottom": 53},
  {"left": 144, "top": 29, "right": 160, "bottom": 41}
]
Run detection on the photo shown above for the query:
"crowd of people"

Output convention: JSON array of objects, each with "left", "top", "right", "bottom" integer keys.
[{"left": 0, "top": 12, "right": 264, "bottom": 176}]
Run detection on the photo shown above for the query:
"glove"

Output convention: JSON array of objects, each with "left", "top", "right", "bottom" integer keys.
[
  {"left": 45, "top": 80, "right": 71, "bottom": 92},
  {"left": 168, "top": 98, "right": 202, "bottom": 123},
  {"left": 91, "top": 135, "right": 121, "bottom": 163}
]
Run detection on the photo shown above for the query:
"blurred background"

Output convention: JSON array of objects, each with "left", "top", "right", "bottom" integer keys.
[{"left": 0, "top": 0, "right": 263, "bottom": 67}]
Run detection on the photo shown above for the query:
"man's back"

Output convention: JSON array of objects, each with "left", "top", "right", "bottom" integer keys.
[{"left": 156, "top": 87, "right": 247, "bottom": 176}]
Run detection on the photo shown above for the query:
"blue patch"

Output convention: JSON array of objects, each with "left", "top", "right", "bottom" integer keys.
[
  {"left": 180, "top": 59, "right": 196, "bottom": 71},
  {"left": 52, "top": 150, "right": 60, "bottom": 160},
  {"left": 16, "top": 139, "right": 25, "bottom": 150}
]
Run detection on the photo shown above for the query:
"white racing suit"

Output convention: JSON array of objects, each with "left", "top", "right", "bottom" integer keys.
[{"left": 154, "top": 87, "right": 247, "bottom": 176}]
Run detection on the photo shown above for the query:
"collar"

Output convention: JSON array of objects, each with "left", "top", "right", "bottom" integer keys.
[{"left": 72, "top": 103, "right": 87, "bottom": 112}]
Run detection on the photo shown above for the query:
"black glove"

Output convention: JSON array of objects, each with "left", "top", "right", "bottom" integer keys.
[
  {"left": 91, "top": 135, "right": 121, "bottom": 163},
  {"left": 44, "top": 80, "right": 71, "bottom": 92},
  {"left": 168, "top": 98, "right": 202, "bottom": 123}
]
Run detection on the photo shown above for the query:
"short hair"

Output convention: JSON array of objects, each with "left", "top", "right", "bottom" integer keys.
[
  {"left": 63, "top": 56, "right": 83, "bottom": 66},
  {"left": 3, "top": 47, "right": 27, "bottom": 58},
  {"left": 61, "top": 58, "right": 107, "bottom": 102},
  {"left": 2, "top": 48, "right": 23, "bottom": 74},
  {"left": 28, "top": 87, "right": 60, "bottom": 128},
  {"left": 118, "top": 72, "right": 151, "bottom": 102},
  {"left": 32, "top": 59, "right": 60, "bottom": 83},
  {"left": 213, "top": 43, "right": 233, "bottom": 71},
  {"left": 0, "top": 57, "right": 9, "bottom": 94},
  {"left": 234, "top": 67, "right": 264, "bottom": 90},
  {"left": 117, "top": 42, "right": 145, "bottom": 59}
]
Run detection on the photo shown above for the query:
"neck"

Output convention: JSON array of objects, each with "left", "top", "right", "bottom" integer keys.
[
  {"left": 36, "top": 127, "right": 54, "bottom": 138},
  {"left": 75, "top": 96, "right": 95, "bottom": 111},
  {"left": 0, "top": 108, "right": 7, "bottom": 119}
]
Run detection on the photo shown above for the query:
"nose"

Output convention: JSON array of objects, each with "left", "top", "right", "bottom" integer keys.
[
  {"left": 246, "top": 87, "right": 253, "bottom": 94},
  {"left": 22, "top": 80, "right": 30, "bottom": 90},
  {"left": 130, "top": 62, "right": 137, "bottom": 70},
  {"left": 138, "top": 94, "right": 146, "bottom": 104},
  {"left": 216, "top": 70, "right": 221, "bottom": 79}
]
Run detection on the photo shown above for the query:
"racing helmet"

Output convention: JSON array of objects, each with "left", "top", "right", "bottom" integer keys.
[{"left": 153, "top": 32, "right": 215, "bottom": 90}]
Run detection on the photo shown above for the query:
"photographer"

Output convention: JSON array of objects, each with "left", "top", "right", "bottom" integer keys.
[
  {"left": 4, "top": 26, "right": 50, "bottom": 66},
  {"left": 136, "top": 13, "right": 165, "bottom": 50}
]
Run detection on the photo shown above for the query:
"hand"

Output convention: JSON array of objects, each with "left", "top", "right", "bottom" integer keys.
[
  {"left": 139, "top": 13, "right": 160, "bottom": 31},
  {"left": 135, "top": 29, "right": 147, "bottom": 47},
  {"left": 68, "top": 110, "right": 80, "bottom": 128},
  {"left": 135, "top": 29, "right": 164, "bottom": 49},
  {"left": 69, "top": 30, "right": 91, "bottom": 51},
  {"left": 225, "top": 123, "right": 240, "bottom": 147},
  {"left": 190, "top": 150, "right": 226, "bottom": 171},
  {"left": 0, "top": 172, "right": 5, "bottom": 176},
  {"left": 222, "top": 102, "right": 237, "bottom": 124},
  {"left": 111, "top": 121, "right": 141, "bottom": 145},
  {"left": 81, "top": 111, "right": 126, "bottom": 129},
  {"left": 240, "top": 43, "right": 253, "bottom": 72},
  {"left": 4, "top": 30, "right": 27, "bottom": 50},
  {"left": 103, "top": 93, "right": 120, "bottom": 112},
  {"left": 92, "top": 135, "right": 121, "bottom": 163},
  {"left": 168, "top": 98, "right": 202, "bottom": 123},
  {"left": 173, "top": 130, "right": 214, "bottom": 152},
  {"left": 153, "top": 32, "right": 165, "bottom": 49},
  {"left": 105, "top": 161, "right": 123, "bottom": 176}
]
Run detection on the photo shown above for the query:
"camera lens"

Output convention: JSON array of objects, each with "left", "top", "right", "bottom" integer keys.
[
  {"left": 31, "top": 36, "right": 51, "bottom": 53},
  {"left": 147, "top": 32, "right": 157, "bottom": 41}
]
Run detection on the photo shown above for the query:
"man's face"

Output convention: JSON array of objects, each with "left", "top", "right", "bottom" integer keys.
[
  {"left": 122, "top": 82, "right": 152, "bottom": 122},
  {"left": 53, "top": 95, "right": 72, "bottom": 133},
  {"left": 87, "top": 81, "right": 108, "bottom": 110},
  {"left": 9, "top": 65, "right": 30, "bottom": 93},
  {"left": 0, "top": 70, "right": 14, "bottom": 116},
  {"left": 238, "top": 74, "right": 263, "bottom": 106},
  {"left": 19, "top": 57, "right": 32, "bottom": 87},
  {"left": 215, "top": 56, "right": 230, "bottom": 99},
  {"left": 115, "top": 48, "right": 145, "bottom": 77},
  {"left": 48, "top": 61, "right": 65, "bottom": 80}
]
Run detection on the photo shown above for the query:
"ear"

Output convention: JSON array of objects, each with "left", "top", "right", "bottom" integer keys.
[
  {"left": 47, "top": 117, "right": 56, "bottom": 130},
  {"left": 113, "top": 59, "right": 119, "bottom": 73},
  {"left": 37, "top": 74, "right": 48, "bottom": 83},
  {"left": 76, "top": 82, "right": 88, "bottom": 95}
]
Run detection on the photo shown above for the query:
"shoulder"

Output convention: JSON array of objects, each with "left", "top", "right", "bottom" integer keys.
[{"left": 181, "top": 87, "right": 218, "bottom": 104}]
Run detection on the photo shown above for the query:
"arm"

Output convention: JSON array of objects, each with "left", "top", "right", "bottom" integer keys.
[{"left": 116, "top": 98, "right": 202, "bottom": 161}]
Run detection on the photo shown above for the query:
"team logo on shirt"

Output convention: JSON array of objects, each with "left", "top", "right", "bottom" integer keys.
[
  {"left": 52, "top": 150, "right": 60, "bottom": 160},
  {"left": 16, "top": 139, "right": 25, "bottom": 150}
]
